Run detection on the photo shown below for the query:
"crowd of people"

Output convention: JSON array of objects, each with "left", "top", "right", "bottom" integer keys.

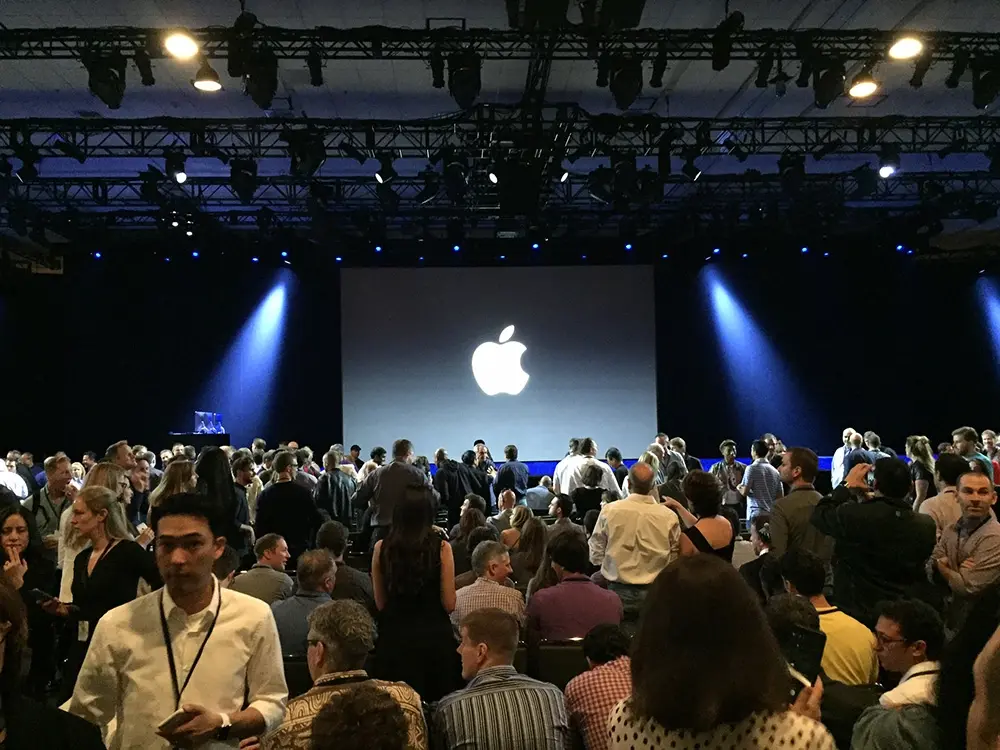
[{"left": 0, "top": 424, "right": 997, "bottom": 749}]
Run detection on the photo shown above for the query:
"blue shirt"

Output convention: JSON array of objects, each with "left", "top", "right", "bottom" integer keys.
[
  {"left": 742, "top": 459, "right": 784, "bottom": 520},
  {"left": 495, "top": 460, "right": 530, "bottom": 500},
  {"left": 270, "top": 590, "right": 331, "bottom": 657}
]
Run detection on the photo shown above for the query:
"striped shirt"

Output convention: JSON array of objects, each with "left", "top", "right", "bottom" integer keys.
[
  {"left": 451, "top": 577, "right": 525, "bottom": 627},
  {"left": 432, "top": 665, "right": 572, "bottom": 749},
  {"left": 741, "top": 458, "right": 784, "bottom": 520}
]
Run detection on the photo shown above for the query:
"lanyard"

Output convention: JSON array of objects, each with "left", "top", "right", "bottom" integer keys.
[
  {"left": 901, "top": 668, "right": 940, "bottom": 684},
  {"left": 158, "top": 588, "right": 223, "bottom": 710}
]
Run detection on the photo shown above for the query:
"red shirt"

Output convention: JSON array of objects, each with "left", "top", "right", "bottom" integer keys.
[{"left": 565, "top": 656, "right": 632, "bottom": 750}]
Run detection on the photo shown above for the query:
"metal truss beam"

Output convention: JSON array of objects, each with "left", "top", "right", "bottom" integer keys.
[
  {"left": 7, "top": 171, "right": 997, "bottom": 216},
  {"left": 2, "top": 110, "right": 1000, "bottom": 160},
  {"left": 0, "top": 26, "right": 995, "bottom": 62}
]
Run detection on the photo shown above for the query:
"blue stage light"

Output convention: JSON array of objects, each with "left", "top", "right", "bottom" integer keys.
[
  {"left": 93, "top": 252, "right": 101, "bottom": 259},
  {"left": 661, "top": 254, "right": 669, "bottom": 259},
  {"left": 375, "top": 245, "right": 382, "bottom": 253},
  {"left": 281, "top": 251, "right": 288, "bottom": 258},
  {"left": 499, "top": 255, "right": 506, "bottom": 260},
  {"left": 531, "top": 243, "right": 539, "bottom": 250},
  {"left": 335, "top": 256, "right": 342, "bottom": 262},
  {"left": 801, "top": 246, "right": 808, "bottom": 253},
  {"left": 453, "top": 245, "right": 460, "bottom": 252},
  {"left": 714, "top": 248, "right": 721, "bottom": 255},
  {"left": 251, "top": 257, "right": 259, "bottom": 263},
  {"left": 824, "top": 252, "right": 830, "bottom": 257},
  {"left": 978, "top": 278, "right": 1000, "bottom": 368},
  {"left": 742, "top": 253, "right": 748, "bottom": 259},
  {"left": 896, "top": 245, "right": 904, "bottom": 251},
  {"left": 581, "top": 254, "right": 587, "bottom": 260},
  {"left": 418, "top": 256, "right": 425, "bottom": 261},
  {"left": 165, "top": 257, "right": 171, "bottom": 262},
  {"left": 907, "top": 250, "right": 914, "bottom": 255},
  {"left": 625, "top": 243, "right": 633, "bottom": 251},
  {"left": 192, "top": 251, "right": 199, "bottom": 258}
]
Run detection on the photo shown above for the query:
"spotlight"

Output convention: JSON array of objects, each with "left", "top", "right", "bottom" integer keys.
[
  {"left": 252, "top": 256, "right": 259, "bottom": 263},
  {"left": 713, "top": 248, "right": 720, "bottom": 254},
  {"left": 245, "top": 47, "right": 279, "bottom": 109},
  {"left": 814, "top": 61, "right": 845, "bottom": 108},
  {"left": 164, "top": 150, "right": 187, "bottom": 184},
  {"left": 415, "top": 169, "right": 441, "bottom": 205},
  {"left": 165, "top": 32, "right": 199, "bottom": 60},
  {"left": 945, "top": 51, "right": 969, "bottom": 89},
  {"left": 755, "top": 49, "right": 775, "bottom": 88},
  {"left": 801, "top": 246, "right": 808, "bottom": 253},
  {"left": 972, "top": 65, "right": 1000, "bottom": 110},
  {"left": 609, "top": 56, "right": 643, "bottom": 110},
  {"left": 770, "top": 60, "right": 792, "bottom": 97},
  {"left": 812, "top": 138, "right": 843, "bottom": 161},
  {"left": 374, "top": 153, "right": 398, "bottom": 184},
  {"left": 307, "top": 49, "right": 324, "bottom": 86},
  {"left": 83, "top": 50, "right": 128, "bottom": 109},
  {"left": 229, "top": 158, "right": 258, "bottom": 203},
  {"left": 430, "top": 48, "right": 445, "bottom": 88},
  {"left": 587, "top": 167, "right": 614, "bottom": 203},
  {"left": 53, "top": 138, "right": 86, "bottom": 164},
  {"left": 625, "top": 243, "right": 633, "bottom": 250},
  {"left": 878, "top": 144, "right": 900, "bottom": 178},
  {"left": 849, "top": 165, "right": 878, "bottom": 199},
  {"left": 283, "top": 131, "right": 327, "bottom": 178},
  {"left": 778, "top": 151, "right": 805, "bottom": 192},
  {"left": 339, "top": 141, "right": 368, "bottom": 165},
  {"left": 650, "top": 43, "right": 667, "bottom": 87},
  {"left": 849, "top": 65, "right": 879, "bottom": 98},
  {"left": 134, "top": 49, "right": 155, "bottom": 86},
  {"left": 448, "top": 51, "right": 482, "bottom": 109},
  {"left": 681, "top": 152, "right": 702, "bottom": 182},
  {"left": 711, "top": 11, "right": 745, "bottom": 71},
  {"left": 889, "top": 37, "right": 923, "bottom": 60},
  {"left": 227, "top": 12, "right": 257, "bottom": 78},
  {"left": 910, "top": 52, "right": 932, "bottom": 88},
  {"left": 443, "top": 151, "right": 469, "bottom": 204},
  {"left": 192, "top": 251, "right": 199, "bottom": 258},
  {"left": 724, "top": 138, "right": 748, "bottom": 162},
  {"left": 193, "top": 59, "right": 222, "bottom": 92}
]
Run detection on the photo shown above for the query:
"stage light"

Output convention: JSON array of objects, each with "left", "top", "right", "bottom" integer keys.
[
  {"left": 164, "top": 151, "right": 187, "bottom": 184},
  {"left": 532, "top": 243, "right": 539, "bottom": 250},
  {"left": 778, "top": 151, "right": 805, "bottom": 192},
  {"left": 801, "top": 246, "right": 808, "bottom": 253},
  {"left": 814, "top": 61, "right": 846, "bottom": 108},
  {"left": 171, "top": 220, "right": 179, "bottom": 228},
  {"left": 897, "top": 244, "right": 904, "bottom": 251},
  {"left": 650, "top": 43, "right": 667, "bottom": 87},
  {"left": 307, "top": 49, "right": 324, "bottom": 86},
  {"left": 587, "top": 167, "right": 614, "bottom": 203},
  {"left": 661, "top": 254, "right": 668, "bottom": 259},
  {"left": 84, "top": 50, "right": 128, "bottom": 109},
  {"left": 724, "top": 138, "right": 748, "bottom": 162},
  {"left": 609, "top": 56, "right": 643, "bottom": 109},
  {"left": 430, "top": 48, "right": 445, "bottom": 88},
  {"left": 742, "top": 253, "right": 748, "bottom": 258},
  {"left": 192, "top": 251, "right": 199, "bottom": 258},
  {"left": 713, "top": 247, "right": 721, "bottom": 254},
  {"left": 946, "top": 51, "right": 969, "bottom": 88},
  {"left": 849, "top": 68, "right": 878, "bottom": 98},
  {"left": 443, "top": 153, "right": 469, "bottom": 204},
  {"left": 53, "top": 139, "right": 86, "bottom": 164},
  {"left": 283, "top": 132, "right": 327, "bottom": 178},
  {"left": 625, "top": 243, "right": 633, "bottom": 250},
  {"left": 415, "top": 168, "right": 440, "bottom": 205},
  {"left": 94, "top": 252, "right": 102, "bottom": 259},
  {"left": 889, "top": 37, "right": 923, "bottom": 60},
  {"left": 851, "top": 164, "right": 878, "bottom": 198},
  {"left": 186, "top": 229, "right": 194, "bottom": 237},
  {"left": 771, "top": 66, "right": 792, "bottom": 98},
  {"left": 711, "top": 11, "right": 745, "bottom": 71},
  {"left": 165, "top": 32, "right": 199, "bottom": 60},
  {"left": 878, "top": 144, "right": 900, "bottom": 178},
  {"left": 824, "top": 252, "right": 830, "bottom": 257},
  {"left": 559, "top": 169, "right": 569, "bottom": 183},
  {"left": 812, "top": 138, "right": 844, "bottom": 161},
  {"left": 135, "top": 50, "right": 155, "bottom": 86},
  {"left": 335, "top": 256, "right": 342, "bottom": 262},
  {"left": 910, "top": 52, "right": 932, "bottom": 88},
  {"left": 418, "top": 256, "right": 425, "bottom": 262},
  {"left": 681, "top": 153, "right": 702, "bottom": 182},
  {"left": 338, "top": 140, "right": 368, "bottom": 165},
  {"left": 499, "top": 255, "right": 506, "bottom": 260},
  {"left": 755, "top": 50, "right": 774, "bottom": 88},
  {"left": 229, "top": 158, "right": 258, "bottom": 203},
  {"left": 448, "top": 51, "right": 482, "bottom": 109},
  {"left": 251, "top": 256, "right": 259, "bottom": 263},
  {"left": 246, "top": 47, "right": 279, "bottom": 109},
  {"left": 374, "top": 154, "right": 398, "bottom": 185},
  {"left": 972, "top": 67, "right": 1000, "bottom": 110},
  {"left": 488, "top": 170, "right": 499, "bottom": 184},
  {"left": 375, "top": 246, "right": 382, "bottom": 253},
  {"left": 453, "top": 245, "right": 461, "bottom": 252},
  {"left": 581, "top": 255, "right": 587, "bottom": 260},
  {"left": 165, "top": 257, "right": 171, "bottom": 262},
  {"left": 193, "top": 59, "right": 222, "bottom": 92}
]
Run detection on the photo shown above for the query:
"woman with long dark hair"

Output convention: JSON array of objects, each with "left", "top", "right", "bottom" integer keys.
[
  {"left": 0, "top": 505, "right": 57, "bottom": 698},
  {"left": 510, "top": 516, "right": 547, "bottom": 585},
  {"left": 450, "top": 507, "right": 487, "bottom": 577},
  {"left": 370, "top": 485, "right": 462, "bottom": 701},
  {"left": 610, "top": 555, "right": 834, "bottom": 749},
  {"left": 662, "top": 470, "right": 736, "bottom": 562},
  {"left": 195, "top": 446, "right": 250, "bottom": 557},
  {"left": 0, "top": 580, "right": 104, "bottom": 749},
  {"left": 906, "top": 435, "right": 937, "bottom": 511}
]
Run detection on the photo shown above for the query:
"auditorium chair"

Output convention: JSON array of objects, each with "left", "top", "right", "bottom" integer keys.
[
  {"left": 513, "top": 643, "right": 528, "bottom": 674},
  {"left": 283, "top": 656, "right": 314, "bottom": 698},
  {"left": 529, "top": 639, "right": 589, "bottom": 690}
]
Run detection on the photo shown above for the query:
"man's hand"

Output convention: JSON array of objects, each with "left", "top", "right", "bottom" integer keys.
[
  {"left": 844, "top": 463, "right": 872, "bottom": 490},
  {"left": 962, "top": 557, "right": 977, "bottom": 570},
  {"left": 157, "top": 704, "right": 222, "bottom": 746},
  {"left": 936, "top": 557, "right": 952, "bottom": 572},
  {"left": 790, "top": 676, "right": 824, "bottom": 722},
  {"left": 64, "top": 483, "right": 78, "bottom": 501},
  {"left": 239, "top": 738, "right": 261, "bottom": 750}
]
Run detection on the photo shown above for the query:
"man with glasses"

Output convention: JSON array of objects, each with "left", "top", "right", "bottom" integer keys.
[{"left": 872, "top": 599, "right": 944, "bottom": 708}]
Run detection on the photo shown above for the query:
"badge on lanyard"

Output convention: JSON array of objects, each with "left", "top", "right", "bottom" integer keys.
[{"left": 78, "top": 620, "right": 90, "bottom": 642}]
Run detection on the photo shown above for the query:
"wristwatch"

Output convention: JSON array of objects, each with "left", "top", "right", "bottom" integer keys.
[{"left": 215, "top": 713, "right": 232, "bottom": 741}]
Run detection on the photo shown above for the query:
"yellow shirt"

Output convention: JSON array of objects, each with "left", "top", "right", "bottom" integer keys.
[{"left": 816, "top": 606, "right": 878, "bottom": 686}]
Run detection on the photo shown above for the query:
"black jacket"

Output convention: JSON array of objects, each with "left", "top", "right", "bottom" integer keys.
[
  {"left": 740, "top": 552, "right": 784, "bottom": 607},
  {"left": 434, "top": 460, "right": 486, "bottom": 527},
  {"left": 315, "top": 470, "right": 358, "bottom": 527},
  {"left": 5, "top": 693, "right": 105, "bottom": 749},
  {"left": 811, "top": 485, "right": 937, "bottom": 626}
]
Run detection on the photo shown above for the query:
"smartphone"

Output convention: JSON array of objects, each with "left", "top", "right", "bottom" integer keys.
[
  {"left": 157, "top": 708, "right": 195, "bottom": 734},
  {"left": 782, "top": 625, "right": 827, "bottom": 688},
  {"left": 27, "top": 588, "right": 56, "bottom": 604}
]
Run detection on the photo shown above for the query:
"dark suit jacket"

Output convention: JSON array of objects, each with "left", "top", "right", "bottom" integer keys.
[
  {"left": 6, "top": 693, "right": 105, "bottom": 749},
  {"left": 739, "top": 552, "right": 784, "bottom": 606}
]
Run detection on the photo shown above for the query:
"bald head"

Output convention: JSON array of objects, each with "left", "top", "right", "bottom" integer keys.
[
  {"left": 434, "top": 448, "right": 448, "bottom": 465},
  {"left": 850, "top": 433, "right": 863, "bottom": 449},
  {"left": 628, "top": 462, "right": 655, "bottom": 495}
]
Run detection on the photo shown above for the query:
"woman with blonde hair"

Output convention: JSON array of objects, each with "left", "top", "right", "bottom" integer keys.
[
  {"left": 147, "top": 458, "right": 197, "bottom": 509},
  {"left": 43, "top": 485, "right": 161, "bottom": 699},
  {"left": 906, "top": 435, "right": 937, "bottom": 511},
  {"left": 500, "top": 505, "right": 533, "bottom": 549},
  {"left": 622, "top": 451, "right": 661, "bottom": 495},
  {"left": 69, "top": 462, "right": 85, "bottom": 483}
]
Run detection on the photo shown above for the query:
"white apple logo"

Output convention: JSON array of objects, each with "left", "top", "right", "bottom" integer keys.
[{"left": 471, "top": 325, "right": 529, "bottom": 396}]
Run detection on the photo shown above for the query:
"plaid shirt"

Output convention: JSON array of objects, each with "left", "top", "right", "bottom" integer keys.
[
  {"left": 451, "top": 577, "right": 525, "bottom": 627},
  {"left": 564, "top": 657, "right": 632, "bottom": 750}
]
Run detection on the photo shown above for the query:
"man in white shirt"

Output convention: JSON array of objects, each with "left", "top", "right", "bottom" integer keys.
[
  {"left": 588, "top": 462, "right": 680, "bottom": 619},
  {"left": 563, "top": 439, "right": 623, "bottom": 500},
  {"left": 0, "top": 459, "right": 28, "bottom": 500},
  {"left": 830, "top": 427, "right": 855, "bottom": 489},
  {"left": 873, "top": 598, "right": 944, "bottom": 707},
  {"left": 552, "top": 439, "right": 584, "bottom": 495},
  {"left": 67, "top": 491, "right": 288, "bottom": 750}
]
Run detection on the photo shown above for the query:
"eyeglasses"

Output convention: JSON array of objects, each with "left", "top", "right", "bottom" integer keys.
[{"left": 874, "top": 631, "right": 907, "bottom": 647}]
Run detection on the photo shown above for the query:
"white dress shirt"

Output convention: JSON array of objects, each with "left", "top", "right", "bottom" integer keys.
[
  {"left": 879, "top": 660, "right": 940, "bottom": 707},
  {"left": 552, "top": 454, "right": 585, "bottom": 495},
  {"left": 588, "top": 493, "right": 681, "bottom": 585},
  {"left": 67, "top": 577, "right": 288, "bottom": 750},
  {"left": 565, "top": 458, "right": 625, "bottom": 500},
  {"left": 1, "top": 468, "right": 28, "bottom": 499},
  {"left": 831, "top": 446, "right": 847, "bottom": 488}
]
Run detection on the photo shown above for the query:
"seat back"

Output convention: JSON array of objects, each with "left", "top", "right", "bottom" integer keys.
[
  {"left": 532, "top": 640, "right": 589, "bottom": 690},
  {"left": 513, "top": 643, "right": 528, "bottom": 674},
  {"left": 283, "top": 657, "right": 314, "bottom": 699}
]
